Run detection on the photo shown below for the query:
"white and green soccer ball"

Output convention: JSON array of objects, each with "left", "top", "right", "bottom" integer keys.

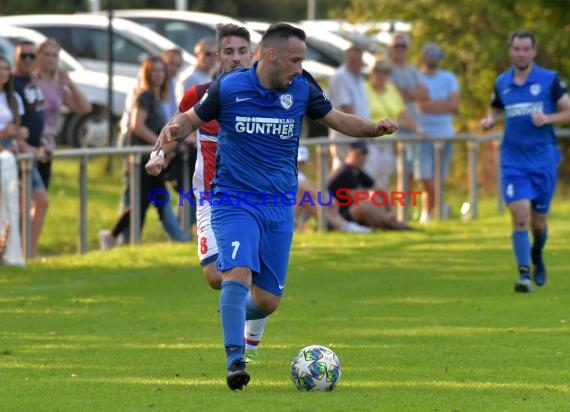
[{"left": 290, "top": 345, "right": 342, "bottom": 392}]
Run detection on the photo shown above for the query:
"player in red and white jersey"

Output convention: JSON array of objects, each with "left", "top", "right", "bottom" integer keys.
[{"left": 177, "top": 26, "right": 253, "bottom": 287}]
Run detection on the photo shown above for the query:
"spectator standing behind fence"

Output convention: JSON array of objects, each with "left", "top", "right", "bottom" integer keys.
[
  {"left": 115, "top": 51, "right": 188, "bottom": 244},
  {"left": 176, "top": 39, "right": 218, "bottom": 101},
  {"left": 415, "top": 42, "right": 459, "bottom": 223},
  {"left": 480, "top": 29, "right": 570, "bottom": 293},
  {"left": 161, "top": 48, "right": 183, "bottom": 121},
  {"left": 364, "top": 57, "right": 425, "bottom": 189},
  {"left": 295, "top": 145, "right": 371, "bottom": 233},
  {"left": 99, "top": 57, "right": 184, "bottom": 249},
  {"left": 0, "top": 56, "right": 28, "bottom": 265},
  {"left": 328, "top": 141, "right": 411, "bottom": 230},
  {"left": 327, "top": 45, "right": 370, "bottom": 171},
  {"left": 389, "top": 32, "right": 429, "bottom": 192},
  {"left": 12, "top": 41, "right": 49, "bottom": 259},
  {"left": 155, "top": 48, "right": 190, "bottom": 242},
  {"left": 172, "top": 40, "right": 219, "bottom": 230},
  {"left": 36, "top": 38, "right": 91, "bottom": 189}
]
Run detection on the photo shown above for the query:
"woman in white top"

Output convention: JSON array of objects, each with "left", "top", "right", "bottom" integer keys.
[{"left": 0, "top": 55, "right": 28, "bottom": 265}]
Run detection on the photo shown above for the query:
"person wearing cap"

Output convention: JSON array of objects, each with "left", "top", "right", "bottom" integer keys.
[
  {"left": 365, "top": 56, "right": 426, "bottom": 190},
  {"left": 295, "top": 145, "right": 371, "bottom": 233},
  {"left": 480, "top": 30, "right": 570, "bottom": 293},
  {"left": 415, "top": 42, "right": 459, "bottom": 223},
  {"left": 389, "top": 32, "right": 429, "bottom": 196},
  {"left": 327, "top": 141, "right": 411, "bottom": 230}
]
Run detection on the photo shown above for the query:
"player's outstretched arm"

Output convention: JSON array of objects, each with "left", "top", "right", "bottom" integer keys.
[
  {"left": 319, "top": 108, "right": 398, "bottom": 137},
  {"left": 154, "top": 109, "right": 202, "bottom": 151},
  {"left": 146, "top": 109, "right": 204, "bottom": 176}
]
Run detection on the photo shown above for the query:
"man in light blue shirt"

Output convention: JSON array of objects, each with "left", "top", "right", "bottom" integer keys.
[{"left": 415, "top": 42, "right": 459, "bottom": 223}]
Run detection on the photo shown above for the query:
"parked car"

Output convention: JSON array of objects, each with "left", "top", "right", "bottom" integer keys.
[
  {"left": 110, "top": 11, "right": 335, "bottom": 138},
  {"left": 107, "top": 10, "right": 261, "bottom": 54},
  {"left": 0, "top": 14, "right": 196, "bottom": 78},
  {"left": 105, "top": 11, "right": 334, "bottom": 86},
  {"left": 246, "top": 20, "right": 376, "bottom": 72},
  {"left": 0, "top": 25, "right": 136, "bottom": 147}
]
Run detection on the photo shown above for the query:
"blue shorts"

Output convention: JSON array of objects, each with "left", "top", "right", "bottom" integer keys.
[
  {"left": 397, "top": 129, "right": 416, "bottom": 173},
  {"left": 501, "top": 166, "right": 557, "bottom": 213},
  {"left": 32, "top": 165, "right": 46, "bottom": 191},
  {"left": 211, "top": 201, "right": 294, "bottom": 297},
  {"left": 414, "top": 141, "right": 453, "bottom": 180}
]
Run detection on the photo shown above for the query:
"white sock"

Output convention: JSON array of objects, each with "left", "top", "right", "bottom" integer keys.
[{"left": 244, "top": 317, "right": 268, "bottom": 350}]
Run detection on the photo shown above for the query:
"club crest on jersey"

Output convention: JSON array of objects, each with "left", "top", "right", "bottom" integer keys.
[
  {"left": 280, "top": 93, "right": 293, "bottom": 109},
  {"left": 529, "top": 84, "right": 541, "bottom": 96}
]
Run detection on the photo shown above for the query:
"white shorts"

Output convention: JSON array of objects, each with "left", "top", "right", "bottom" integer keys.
[{"left": 196, "top": 202, "right": 218, "bottom": 266}]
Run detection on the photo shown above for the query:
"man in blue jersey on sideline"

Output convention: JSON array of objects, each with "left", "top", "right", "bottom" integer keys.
[
  {"left": 481, "top": 29, "right": 570, "bottom": 293},
  {"left": 146, "top": 23, "right": 398, "bottom": 390}
]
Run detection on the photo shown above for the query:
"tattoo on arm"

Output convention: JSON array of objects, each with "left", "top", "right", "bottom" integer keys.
[{"left": 172, "top": 112, "right": 198, "bottom": 141}]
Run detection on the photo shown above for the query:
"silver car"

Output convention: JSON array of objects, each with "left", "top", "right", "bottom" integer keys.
[{"left": 0, "top": 25, "right": 136, "bottom": 147}]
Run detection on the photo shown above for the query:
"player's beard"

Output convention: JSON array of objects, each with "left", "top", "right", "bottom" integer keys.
[
  {"left": 515, "top": 63, "right": 530, "bottom": 71},
  {"left": 273, "top": 72, "right": 289, "bottom": 91}
]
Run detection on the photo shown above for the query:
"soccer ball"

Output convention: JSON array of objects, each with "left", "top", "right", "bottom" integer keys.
[{"left": 290, "top": 345, "right": 341, "bottom": 392}]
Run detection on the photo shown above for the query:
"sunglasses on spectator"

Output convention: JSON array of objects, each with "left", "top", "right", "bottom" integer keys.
[
  {"left": 393, "top": 43, "right": 408, "bottom": 49},
  {"left": 20, "top": 53, "right": 37, "bottom": 60},
  {"left": 203, "top": 51, "right": 217, "bottom": 57}
]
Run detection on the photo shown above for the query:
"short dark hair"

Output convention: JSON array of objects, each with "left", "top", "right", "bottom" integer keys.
[
  {"left": 261, "top": 23, "right": 306, "bottom": 47},
  {"left": 509, "top": 29, "right": 536, "bottom": 47},
  {"left": 216, "top": 23, "right": 250, "bottom": 51},
  {"left": 349, "top": 140, "right": 368, "bottom": 154},
  {"left": 15, "top": 40, "right": 35, "bottom": 50}
]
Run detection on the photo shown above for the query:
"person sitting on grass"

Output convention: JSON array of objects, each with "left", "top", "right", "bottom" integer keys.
[
  {"left": 328, "top": 141, "right": 412, "bottom": 231},
  {"left": 295, "top": 145, "right": 370, "bottom": 233}
]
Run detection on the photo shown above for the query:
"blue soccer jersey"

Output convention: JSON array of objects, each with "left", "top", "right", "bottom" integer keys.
[
  {"left": 491, "top": 64, "right": 567, "bottom": 169},
  {"left": 194, "top": 62, "right": 332, "bottom": 200}
]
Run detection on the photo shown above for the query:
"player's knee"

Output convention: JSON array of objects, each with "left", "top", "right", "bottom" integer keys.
[
  {"left": 531, "top": 219, "right": 547, "bottom": 233},
  {"left": 512, "top": 213, "right": 530, "bottom": 230},
  {"left": 203, "top": 265, "right": 222, "bottom": 290},
  {"left": 251, "top": 290, "right": 280, "bottom": 314},
  {"left": 257, "top": 298, "right": 279, "bottom": 314}
]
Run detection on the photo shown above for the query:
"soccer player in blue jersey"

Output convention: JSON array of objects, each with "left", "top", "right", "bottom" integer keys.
[
  {"left": 147, "top": 23, "right": 398, "bottom": 390},
  {"left": 481, "top": 29, "right": 570, "bottom": 293}
]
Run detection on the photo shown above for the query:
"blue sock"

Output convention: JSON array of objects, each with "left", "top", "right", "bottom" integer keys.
[
  {"left": 512, "top": 231, "right": 530, "bottom": 277},
  {"left": 532, "top": 227, "right": 548, "bottom": 256},
  {"left": 245, "top": 292, "right": 269, "bottom": 320},
  {"left": 219, "top": 280, "right": 249, "bottom": 368}
]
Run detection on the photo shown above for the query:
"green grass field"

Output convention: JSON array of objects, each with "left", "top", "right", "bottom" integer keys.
[{"left": 1, "top": 158, "right": 569, "bottom": 411}]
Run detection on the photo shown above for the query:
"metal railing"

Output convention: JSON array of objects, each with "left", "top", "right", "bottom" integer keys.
[{"left": 13, "top": 128, "right": 570, "bottom": 260}]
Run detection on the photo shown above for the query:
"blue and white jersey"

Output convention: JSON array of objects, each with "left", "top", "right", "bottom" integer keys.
[
  {"left": 491, "top": 64, "right": 567, "bottom": 169},
  {"left": 194, "top": 62, "right": 332, "bottom": 198}
]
